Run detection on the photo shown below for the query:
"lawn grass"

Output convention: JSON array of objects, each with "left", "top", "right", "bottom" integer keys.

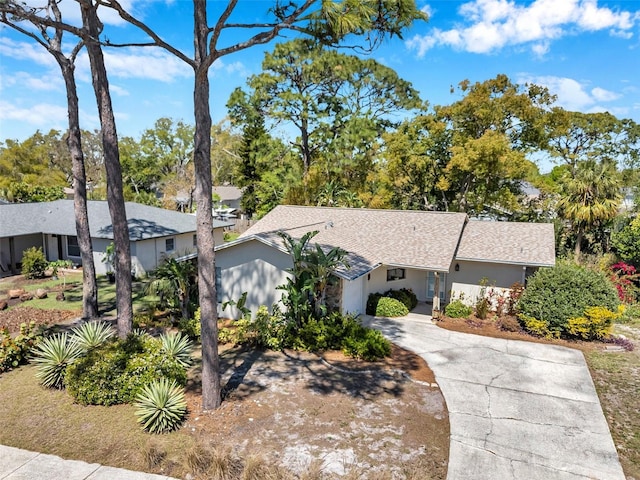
[
  {"left": 586, "top": 347, "right": 640, "bottom": 479},
  {"left": 3, "top": 273, "right": 161, "bottom": 317},
  {"left": 0, "top": 365, "right": 196, "bottom": 478}
]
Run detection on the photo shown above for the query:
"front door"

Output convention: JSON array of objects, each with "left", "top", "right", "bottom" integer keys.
[{"left": 427, "top": 272, "right": 446, "bottom": 303}]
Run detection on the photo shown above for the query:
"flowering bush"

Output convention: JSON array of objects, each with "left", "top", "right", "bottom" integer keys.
[{"left": 609, "top": 262, "right": 639, "bottom": 303}]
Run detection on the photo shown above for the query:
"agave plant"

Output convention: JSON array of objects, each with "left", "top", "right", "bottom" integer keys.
[
  {"left": 70, "top": 321, "right": 115, "bottom": 352},
  {"left": 32, "top": 333, "right": 82, "bottom": 388},
  {"left": 135, "top": 378, "right": 187, "bottom": 434},
  {"left": 159, "top": 331, "right": 193, "bottom": 368}
]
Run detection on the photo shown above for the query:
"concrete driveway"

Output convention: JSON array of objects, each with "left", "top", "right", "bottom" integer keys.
[{"left": 363, "top": 313, "right": 625, "bottom": 480}]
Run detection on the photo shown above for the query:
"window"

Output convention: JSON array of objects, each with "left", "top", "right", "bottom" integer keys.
[
  {"left": 165, "top": 238, "right": 175, "bottom": 252},
  {"left": 67, "top": 236, "right": 80, "bottom": 257},
  {"left": 386, "top": 268, "right": 405, "bottom": 281}
]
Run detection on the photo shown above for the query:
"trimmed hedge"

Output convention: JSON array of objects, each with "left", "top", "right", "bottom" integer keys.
[
  {"left": 375, "top": 297, "right": 409, "bottom": 317},
  {"left": 366, "top": 288, "right": 417, "bottom": 315},
  {"left": 444, "top": 299, "right": 472, "bottom": 318}
]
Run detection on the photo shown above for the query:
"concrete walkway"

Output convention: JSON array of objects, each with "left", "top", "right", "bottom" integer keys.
[
  {"left": 363, "top": 313, "right": 625, "bottom": 480},
  {"left": 0, "top": 445, "right": 177, "bottom": 480}
]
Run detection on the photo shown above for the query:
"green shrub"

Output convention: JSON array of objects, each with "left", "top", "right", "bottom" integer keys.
[
  {"left": 366, "top": 293, "right": 383, "bottom": 315},
  {"left": 341, "top": 326, "right": 391, "bottom": 361},
  {"left": 177, "top": 314, "right": 201, "bottom": 341},
  {"left": 65, "top": 334, "right": 187, "bottom": 406},
  {"left": 134, "top": 378, "right": 187, "bottom": 434},
  {"left": 0, "top": 322, "right": 42, "bottom": 373},
  {"left": 32, "top": 333, "right": 82, "bottom": 389},
  {"left": 253, "top": 306, "right": 289, "bottom": 350},
  {"left": 283, "top": 312, "right": 391, "bottom": 360},
  {"left": 518, "top": 262, "right": 619, "bottom": 337},
  {"left": 445, "top": 300, "right": 472, "bottom": 318},
  {"left": 366, "top": 289, "right": 418, "bottom": 315},
  {"left": 21, "top": 247, "right": 48, "bottom": 279},
  {"left": 48, "top": 259, "right": 73, "bottom": 277},
  {"left": 375, "top": 297, "right": 409, "bottom": 317}
]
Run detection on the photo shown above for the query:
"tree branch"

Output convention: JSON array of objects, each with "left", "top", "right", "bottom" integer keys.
[{"left": 97, "top": 0, "right": 194, "bottom": 66}]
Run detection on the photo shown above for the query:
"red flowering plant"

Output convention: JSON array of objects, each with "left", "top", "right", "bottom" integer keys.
[{"left": 609, "top": 262, "right": 639, "bottom": 303}]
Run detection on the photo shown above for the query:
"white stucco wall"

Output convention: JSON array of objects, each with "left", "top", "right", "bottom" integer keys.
[
  {"left": 446, "top": 260, "right": 527, "bottom": 294},
  {"left": 366, "top": 265, "right": 429, "bottom": 302},
  {"left": 215, "top": 240, "right": 292, "bottom": 319},
  {"left": 341, "top": 276, "right": 366, "bottom": 315}
]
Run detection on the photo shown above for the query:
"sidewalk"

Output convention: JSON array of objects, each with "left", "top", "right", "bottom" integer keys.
[
  {"left": 363, "top": 313, "right": 626, "bottom": 480},
  {"left": 0, "top": 445, "right": 177, "bottom": 480}
]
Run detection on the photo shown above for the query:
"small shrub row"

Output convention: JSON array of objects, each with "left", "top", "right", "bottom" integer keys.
[
  {"left": 213, "top": 306, "right": 391, "bottom": 361},
  {"left": 366, "top": 288, "right": 417, "bottom": 315}
]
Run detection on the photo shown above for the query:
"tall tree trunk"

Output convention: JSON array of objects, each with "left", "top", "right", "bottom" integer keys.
[
  {"left": 574, "top": 227, "right": 583, "bottom": 260},
  {"left": 194, "top": 0, "right": 221, "bottom": 410},
  {"left": 59, "top": 59, "right": 99, "bottom": 319},
  {"left": 80, "top": 0, "right": 132, "bottom": 336}
]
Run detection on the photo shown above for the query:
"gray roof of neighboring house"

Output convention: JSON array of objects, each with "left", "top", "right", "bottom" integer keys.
[
  {"left": 0, "top": 200, "right": 231, "bottom": 241},
  {"left": 455, "top": 220, "right": 556, "bottom": 267},
  {"left": 237, "top": 205, "right": 469, "bottom": 280},
  {"left": 213, "top": 185, "right": 243, "bottom": 202}
]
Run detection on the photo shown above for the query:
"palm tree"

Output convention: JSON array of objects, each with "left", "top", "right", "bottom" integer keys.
[
  {"left": 557, "top": 159, "right": 621, "bottom": 258},
  {"left": 147, "top": 257, "right": 197, "bottom": 320}
]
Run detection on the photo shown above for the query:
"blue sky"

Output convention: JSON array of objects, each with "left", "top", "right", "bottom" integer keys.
[{"left": 1, "top": 0, "right": 639, "bottom": 159}]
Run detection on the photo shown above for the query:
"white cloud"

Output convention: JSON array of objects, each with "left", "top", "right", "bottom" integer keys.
[
  {"left": 591, "top": 86, "right": 620, "bottom": 102},
  {"left": 519, "top": 75, "right": 623, "bottom": 112},
  {"left": 101, "top": 49, "right": 190, "bottom": 82},
  {"left": 407, "top": 0, "right": 639, "bottom": 56},
  {"left": 0, "top": 38, "right": 57, "bottom": 67},
  {"left": 109, "top": 84, "right": 130, "bottom": 96},
  {"left": 0, "top": 100, "right": 67, "bottom": 126}
]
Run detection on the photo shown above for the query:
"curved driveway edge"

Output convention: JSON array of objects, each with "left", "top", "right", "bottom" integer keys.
[{"left": 363, "top": 314, "right": 625, "bottom": 480}]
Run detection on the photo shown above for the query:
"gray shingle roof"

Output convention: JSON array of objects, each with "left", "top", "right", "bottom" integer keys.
[
  {"left": 239, "top": 206, "right": 469, "bottom": 280},
  {"left": 0, "top": 200, "right": 231, "bottom": 241},
  {"left": 455, "top": 220, "right": 556, "bottom": 266}
]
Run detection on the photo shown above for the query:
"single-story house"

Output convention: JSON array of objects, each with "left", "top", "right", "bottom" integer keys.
[
  {"left": 0, "top": 200, "right": 231, "bottom": 277},
  {"left": 212, "top": 205, "right": 555, "bottom": 318}
]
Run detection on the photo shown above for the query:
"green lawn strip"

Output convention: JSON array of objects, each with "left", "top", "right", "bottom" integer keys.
[
  {"left": 10, "top": 275, "right": 160, "bottom": 316},
  {"left": 0, "top": 365, "right": 195, "bottom": 477},
  {"left": 586, "top": 348, "right": 640, "bottom": 478}
]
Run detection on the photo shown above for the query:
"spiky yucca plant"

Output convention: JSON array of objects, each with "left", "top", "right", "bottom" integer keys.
[
  {"left": 32, "top": 333, "right": 82, "bottom": 388},
  {"left": 70, "top": 321, "right": 115, "bottom": 352},
  {"left": 159, "top": 332, "right": 193, "bottom": 368},
  {"left": 135, "top": 378, "right": 187, "bottom": 434}
]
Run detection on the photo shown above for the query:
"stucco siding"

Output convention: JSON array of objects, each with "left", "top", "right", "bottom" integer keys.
[
  {"left": 342, "top": 276, "right": 365, "bottom": 315},
  {"left": 366, "top": 265, "right": 429, "bottom": 302},
  {"left": 216, "top": 240, "right": 292, "bottom": 319},
  {"left": 446, "top": 260, "right": 527, "bottom": 297}
]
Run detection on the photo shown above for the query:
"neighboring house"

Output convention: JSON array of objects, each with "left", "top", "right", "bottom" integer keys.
[
  {"left": 213, "top": 185, "right": 243, "bottom": 212},
  {"left": 0, "top": 200, "right": 231, "bottom": 277},
  {"left": 213, "top": 205, "right": 555, "bottom": 318}
]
